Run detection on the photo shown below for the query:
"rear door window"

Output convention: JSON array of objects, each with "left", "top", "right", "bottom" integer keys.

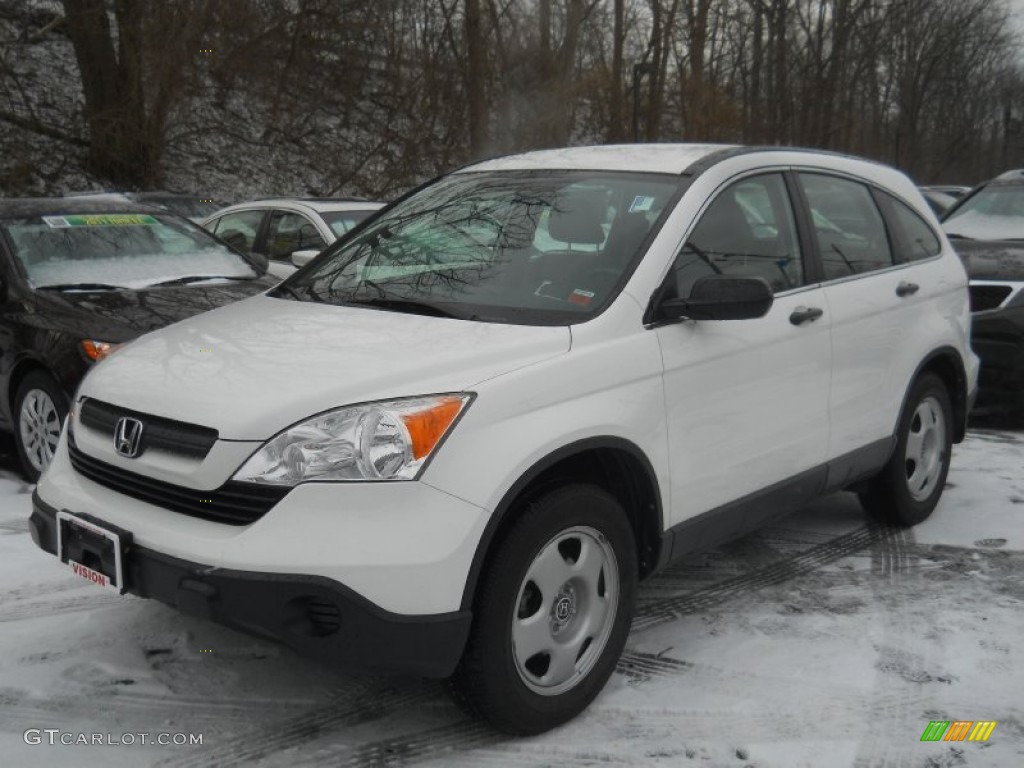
[
  {"left": 878, "top": 193, "right": 942, "bottom": 262},
  {"left": 798, "top": 174, "right": 894, "bottom": 280}
]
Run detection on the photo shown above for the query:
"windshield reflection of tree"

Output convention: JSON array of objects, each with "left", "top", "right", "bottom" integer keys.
[{"left": 302, "top": 178, "right": 553, "bottom": 306}]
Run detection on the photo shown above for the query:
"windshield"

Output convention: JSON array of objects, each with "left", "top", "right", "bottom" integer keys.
[
  {"left": 321, "top": 209, "right": 377, "bottom": 238},
  {"left": 277, "top": 171, "right": 683, "bottom": 325},
  {"left": 2, "top": 212, "right": 258, "bottom": 289},
  {"left": 943, "top": 183, "right": 1024, "bottom": 240}
]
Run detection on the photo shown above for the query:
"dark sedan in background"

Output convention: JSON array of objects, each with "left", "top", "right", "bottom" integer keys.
[
  {"left": 0, "top": 199, "right": 276, "bottom": 479},
  {"left": 943, "top": 171, "right": 1024, "bottom": 418}
]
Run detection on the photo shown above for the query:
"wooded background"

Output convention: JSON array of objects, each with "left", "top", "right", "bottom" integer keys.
[{"left": 2, "top": 0, "right": 1023, "bottom": 200}]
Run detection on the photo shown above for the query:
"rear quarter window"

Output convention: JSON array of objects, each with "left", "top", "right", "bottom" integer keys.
[{"left": 878, "top": 193, "right": 942, "bottom": 262}]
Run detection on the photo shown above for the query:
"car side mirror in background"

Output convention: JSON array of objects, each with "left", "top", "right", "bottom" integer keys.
[
  {"left": 291, "top": 249, "right": 320, "bottom": 268},
  {"left": 658, "top": 276, "right": 774, "bottom": 322}
]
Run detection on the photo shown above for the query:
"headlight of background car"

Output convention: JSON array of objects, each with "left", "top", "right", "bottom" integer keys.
[{"left": 233, "top": 394, "right": 472, "bottom": 485}]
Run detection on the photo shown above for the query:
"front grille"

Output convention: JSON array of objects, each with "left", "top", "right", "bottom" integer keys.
[
  {"left": 68, "top": 438, "right": 287, "bottom": 525},
  {"left": 79, "top": 398, "right": 218, "bottom": 460},
  {"left": 969, "top": 284, "right": 1013, "bottom": 312}
]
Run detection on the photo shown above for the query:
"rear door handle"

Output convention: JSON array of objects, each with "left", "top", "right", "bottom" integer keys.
[
  {"left": 789, "top": 306, "right": 824, "bottom": 326},
  {"left": 896, "top": 281, "right": 919, "bottom": 297}
]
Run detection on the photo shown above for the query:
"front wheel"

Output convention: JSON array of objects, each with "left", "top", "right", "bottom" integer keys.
[
  {"left": 449, "top": 483, "right": 637, "bottom": 735},
  {"left": 859, "top": 373, "right": 953, "bottom": 526},
  {"left": 14, "top": 370, "right": 69, "bottom": 482}
]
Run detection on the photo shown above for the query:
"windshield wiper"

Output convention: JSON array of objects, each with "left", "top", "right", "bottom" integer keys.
[
  {"left": 144, "top": 275, "right": 250, "bottom": 288},
  {"left": 945, "top": 233, "right": 973, "bottom": 240},
  {"left": 37, "top": 282, "right": 122, "bottom": 292},
  {"left": 344, "top": 296, "right": 461, "bottom": 319}
]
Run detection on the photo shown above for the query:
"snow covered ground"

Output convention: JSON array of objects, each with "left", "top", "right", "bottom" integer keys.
[{"left": 0, "top": 429, "right": 1022, "bottom": 768}]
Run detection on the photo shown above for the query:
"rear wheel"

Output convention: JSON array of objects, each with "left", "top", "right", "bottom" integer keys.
[
  {"left": 859, "top": 373, "right": 952, "bottom": 526},
  {"left": 450, "top": 483, "right": 636, "bottom": 735},
  {"left": 14, "top": 371, "right": 68, "bottom": 482}
]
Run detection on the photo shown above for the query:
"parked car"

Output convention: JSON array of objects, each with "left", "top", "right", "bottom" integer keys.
[
  {"left": 30, "top": 145, "right": 977, "bottom": 735},
  {"left": 64, "top": 191, "right": 226, "bottom": 223},
  {"left": 921, "top": 184, "right": 971, "bottom": 199},
  {"left": 131, "top": 192, "right": 226, "bottom": 223},
  {"left": 942, "top": 169, "right": 1024, "bottom": 416},
  {"left": 0, "top": 199, "right": 276, "bottom": 480},
  {"left": 917, "top": 187, "right": 957, "bottom": 216},
  {"left": 202, "top": 198, "right": 385, "bottom": 278}
]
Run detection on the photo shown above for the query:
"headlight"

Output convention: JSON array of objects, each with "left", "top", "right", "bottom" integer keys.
[
  {"left": 80, "top": 339, "right": 121, "bottom": 362},
  {"left": 232, "top": 393, "right": 472, "bottom": 485}
]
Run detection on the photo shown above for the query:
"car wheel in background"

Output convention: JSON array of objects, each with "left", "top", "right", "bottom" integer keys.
[
  {"left": 14, "top": 371, "right": 68, "bottom": 482},
  {"left": 449, "top": 483, "right": 637, "bottom": 735},
  {"left": 859, "top": 373, "right": 953, "bottom": 526}
]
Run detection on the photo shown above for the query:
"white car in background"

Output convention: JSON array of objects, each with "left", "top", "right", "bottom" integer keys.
[{"left": 203, "top": 198, "right": 385, "bottom": 278}]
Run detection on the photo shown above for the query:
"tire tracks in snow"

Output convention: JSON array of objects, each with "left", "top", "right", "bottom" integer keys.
[
  {"left": 162, "top": 522, "right": 892, "bottom": 767},
  {"left": 154, "top": 680, "right": 441, "bottom": 768},
  {"left": 0, "top": 591, "right": 124, "bottom": 622},
  {"left": 632, "top": 522, "right": 888, "bottom": 632}
]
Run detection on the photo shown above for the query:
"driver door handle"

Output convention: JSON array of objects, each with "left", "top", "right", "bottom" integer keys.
[
  {"left": 789, "top": 306, "right": 824, "bottom": 326},
  {"left": 896, "top": 281, "right": 919, "bottom": 297}
]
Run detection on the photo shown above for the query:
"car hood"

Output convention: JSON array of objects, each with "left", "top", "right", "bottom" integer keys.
[
  {"left": 950, "top": 240, "right": 1024, "bottom": 281},
  {"left": 31, "top": 277, "right": 277, "bottom": 341},
  {"left": 78, "top": 295, "right": 572, "bottom": 440}
]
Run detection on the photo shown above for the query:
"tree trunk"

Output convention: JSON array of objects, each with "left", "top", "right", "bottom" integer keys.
[
  {"left": 607, "top": 0, "right": 625, "bottom": 141},
  {"left": 465, "top": 0, "right": 488, "bottom": 158}
]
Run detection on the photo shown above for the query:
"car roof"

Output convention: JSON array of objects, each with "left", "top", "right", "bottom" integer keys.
[
  {"left": 993, "top": 169, "right": 1024, "bottom": 182},
  {"left": 462, "top": 143, "right": 739, "bottom": 174},
  {"left": 210, "top": 199, "right": 385, "bottom": 216},
  {"left": 459, "top": 143, "right": 900, "bottom": 180},
  {"left": 0, "top": 197, "right": 166, "bottom": 217}
]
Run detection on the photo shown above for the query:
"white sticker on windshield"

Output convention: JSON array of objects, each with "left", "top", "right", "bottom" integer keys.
[{"left": 629, "top": 195, "right": 655, "bottom": 213}]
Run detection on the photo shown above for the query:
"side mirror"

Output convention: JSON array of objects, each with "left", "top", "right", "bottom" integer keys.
[
  {"left": 291, "top": 249, "right": 320, "bottom": 268},
  {"left": 659, "top": 276, "right": 774, "bottom": 321}
]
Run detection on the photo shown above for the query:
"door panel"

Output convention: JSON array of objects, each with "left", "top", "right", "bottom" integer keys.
[
  {"left": 797, "top": 172, "right": 934, "bottom": 458},
  {"left": 656, "top": 172, "right": 832, "bottom": 530},
  {"left": 657, "top": 289, "right": 832, "bottom": 527}
]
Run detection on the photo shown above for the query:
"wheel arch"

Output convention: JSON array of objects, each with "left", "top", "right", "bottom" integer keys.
[
  {"left": 459, "top": 436, "right": 664, "bottom": 612},
  {"left": 909, "top": 346, "right": 969, "bottom": 443}
]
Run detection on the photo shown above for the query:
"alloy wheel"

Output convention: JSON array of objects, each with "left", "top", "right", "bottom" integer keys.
[
  {"left": 511, "top": 525, "right": 619, "bottom": 696},
  {"left": 18, "top": 388, "right": 61, "bottom": 474},
  {"left": 904, "top": 394, "right": 947, "bottom": 501}
]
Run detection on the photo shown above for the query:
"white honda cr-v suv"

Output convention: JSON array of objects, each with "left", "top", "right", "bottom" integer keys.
[{"left": 30, "top": 145, "right": 978, "bottom": 734}]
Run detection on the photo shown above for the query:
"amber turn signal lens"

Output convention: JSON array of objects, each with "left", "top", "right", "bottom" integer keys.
[
  {"left": 80, "top": 339, "right": 119, "bottom": 362},
  {"left": 400, "top": 396, "right": 466, "bottom": 460}
]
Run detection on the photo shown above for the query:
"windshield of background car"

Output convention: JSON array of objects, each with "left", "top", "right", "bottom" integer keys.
[
  {"left": 943, "top": 183, "right": 1024, "bottom": 240},
  {"left": 278, "top": 171, "right": 684, "bottom": 325},
  {"left": 1, "top": 212, "right": 258, "bottom": 289},
  {"left": 322, "top": 210, "right": 376, "bottom": 238}
]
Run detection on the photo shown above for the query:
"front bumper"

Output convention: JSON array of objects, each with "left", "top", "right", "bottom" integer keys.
[
  {"left": 30, "top": 493, "right": 471, "bottom": 678},
  {"left": 971, "top": 305, "right": 1024, "bottom": 413}
]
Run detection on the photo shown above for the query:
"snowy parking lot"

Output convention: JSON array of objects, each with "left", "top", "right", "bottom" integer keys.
[{"left": 1, "top": 428, "right": 1022, "bottom": 768}]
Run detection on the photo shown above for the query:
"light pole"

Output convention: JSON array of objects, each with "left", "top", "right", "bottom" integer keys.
[{"left": 632, "top": 61, "right": 655, "bottom": 142}]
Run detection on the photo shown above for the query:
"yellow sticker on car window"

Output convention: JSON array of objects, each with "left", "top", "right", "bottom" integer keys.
[{"left": 43, "top": 214, "right": 158, "bottom": 228}]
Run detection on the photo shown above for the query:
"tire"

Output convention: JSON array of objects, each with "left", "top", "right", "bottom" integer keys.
[
  {"left": 859, "top": 373, "right": 953, "bottom": 527},
  {"left": 14, "top": 370, "right": 69, "bottom": 482},
  {"left": 449, "top": 483, "right": 637, "bottom": 735}
]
